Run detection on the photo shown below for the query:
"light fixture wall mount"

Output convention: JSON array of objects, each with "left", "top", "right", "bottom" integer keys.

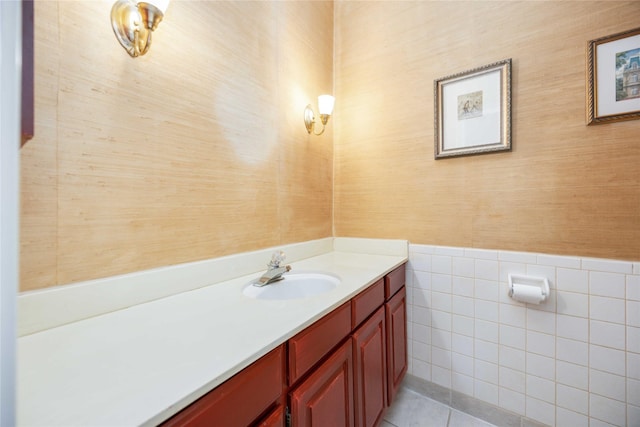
[
  {"left": 111, "top": 0, "right": 170, "bottom": 58},
  {"left": 304, "top": 95, "right": 335, "bottom": 136}
]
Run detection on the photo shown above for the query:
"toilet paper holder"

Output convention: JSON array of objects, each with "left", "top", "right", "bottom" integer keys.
[{"left": 508, "top": 274, "right": 550, "bottom": 302}]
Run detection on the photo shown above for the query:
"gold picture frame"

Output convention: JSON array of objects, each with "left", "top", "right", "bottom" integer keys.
[
  {"left": 434, "top": 59, "right": 511, "bottom": 159},
  {"left": 587, "top": 27, "right": 640, "bottom": 125}
]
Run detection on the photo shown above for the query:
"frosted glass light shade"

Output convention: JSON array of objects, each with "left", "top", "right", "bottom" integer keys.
[
  {"left": 317, "top": 95, "right": 335, "bottom": 115},
  {"left": 145, "top": 0, "right": 170, "bottom": 13},
  {"left": 304, "top": 94, "right": 335, "bottom": 135}
]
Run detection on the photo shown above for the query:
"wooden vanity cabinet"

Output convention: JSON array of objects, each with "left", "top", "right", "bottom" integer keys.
[
  {"left": 163, "top": 264, "right": 407, "bottom": 427},
  {"left": 162, "top": 345, "right": 285, "bottom": 427},
  {"left": 349, "top": 265, "right": 407, "bottom": 426}
]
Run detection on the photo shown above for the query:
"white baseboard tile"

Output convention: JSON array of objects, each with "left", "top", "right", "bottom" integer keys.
[{"left": 333, "top": 237, "right": 408, "bottom": 257}]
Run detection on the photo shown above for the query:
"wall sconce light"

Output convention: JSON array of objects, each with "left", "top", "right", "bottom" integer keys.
[
  {"left": 304, "top": 95, "right": 335, "bottom": 135},
  {"left": 111, "top": 0, "right": 170, "bottom": 57}
]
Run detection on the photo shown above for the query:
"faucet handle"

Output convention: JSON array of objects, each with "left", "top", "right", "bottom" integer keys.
[{"left": 269, "top": 251, "right": 286, "bottom": 268}]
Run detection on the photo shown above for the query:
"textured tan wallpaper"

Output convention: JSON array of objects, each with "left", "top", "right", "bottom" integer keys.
[
  {"left": 21, "top": 1, "right": 640, "bottom": 292},
  {"left": 334, "top": 1, "right": 640, "bottom": 261},
  {"left": 20, "top": 1, "right": 334, "bottom": 290}
]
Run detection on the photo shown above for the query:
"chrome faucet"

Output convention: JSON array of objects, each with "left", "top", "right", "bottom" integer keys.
[{"left": 252, "top": 251, "right": 291, "bottom": 287}]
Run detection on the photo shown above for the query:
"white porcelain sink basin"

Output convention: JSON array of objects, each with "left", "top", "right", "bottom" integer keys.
[{"left": 243, "top": 272, "right": 340, "bottom": 300}]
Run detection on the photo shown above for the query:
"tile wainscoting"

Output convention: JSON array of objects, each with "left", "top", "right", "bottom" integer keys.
[{"left": 405, "top": 244, "right": 640, "bottom": 427}]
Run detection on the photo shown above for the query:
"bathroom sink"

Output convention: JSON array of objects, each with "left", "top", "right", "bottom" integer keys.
[{"left": 243, "top": 272, "right": 340, "bottom": 300}]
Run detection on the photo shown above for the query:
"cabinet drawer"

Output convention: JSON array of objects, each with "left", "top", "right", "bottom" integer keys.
[
  {"left": 384, "top": 265, "right": 406, "bottom": 300},
  {"left": 162, "top": 345, "right": 285, "bottom": 427},
  {"left": 288, "top": 302, "right": 352, "bottom": 385},
  {"left": 351, "top": 279, "right": 384, "bottom": 329}
]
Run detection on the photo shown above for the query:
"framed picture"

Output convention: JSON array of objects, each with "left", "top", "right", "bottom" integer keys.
[
  {"left": 587, "top": 27, "right": 640, "bottom": 125},
  {"left": 434, "top": 59, "right": 511, "bottom": 159}
]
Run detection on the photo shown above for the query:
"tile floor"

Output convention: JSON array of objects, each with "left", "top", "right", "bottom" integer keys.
[{"left": 382, "top": 387, "right": 497, "bottom": 427}]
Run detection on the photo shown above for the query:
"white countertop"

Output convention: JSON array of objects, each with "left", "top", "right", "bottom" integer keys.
[{"left": 18, "top": 243, "right": 407, "bottom": 426}]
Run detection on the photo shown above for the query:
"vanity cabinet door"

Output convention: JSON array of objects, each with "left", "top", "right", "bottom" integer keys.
[
  {"left": 385, "top": 286, "right": 407, "bottom": 406},
  {"left": 162, "top": 345, "right": 285, "bottom": 427},
  {"left": 352, "top": 306, "right": 387, "bottom": 427},
  {"left": 289, "top": 338, "right": 354, "bottom": 427}
]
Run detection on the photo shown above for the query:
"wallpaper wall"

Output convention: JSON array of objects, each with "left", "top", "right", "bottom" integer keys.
[
  {"left": 20, "top": 1, "right": 334, "bottom": 290},
  {"left": 20, "top": 1, "right": 640, "bottom": 292},
  {"left": 333, "top": 1, "right": 640, "bottom": 261}
]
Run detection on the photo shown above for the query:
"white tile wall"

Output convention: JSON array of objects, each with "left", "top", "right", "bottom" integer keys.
[{"left": 406, "top": 244, "right": 640, "bottom": 427}]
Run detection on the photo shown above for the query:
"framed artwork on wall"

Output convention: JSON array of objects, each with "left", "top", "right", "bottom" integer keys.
[
  {"left": 434, "top": 59, "right": 511, "bottom": 159},
  {"left": 587, "top": 27, "right": 640, "bottom": 125},
  {"left": 21, "top": 0, "right": 34, "bottom": 146}
]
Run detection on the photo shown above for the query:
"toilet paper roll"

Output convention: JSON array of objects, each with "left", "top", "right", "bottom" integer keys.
[{"left": 510, "top": 284, "right": 545, "bottom": 304}]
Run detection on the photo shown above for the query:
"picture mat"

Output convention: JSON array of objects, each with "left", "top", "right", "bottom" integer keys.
[
  {"left": 442, "top": 69, "right": 502, "bottom": 150},
  {"left": 596, "top": 33, "right": 640, "bottom": 116}
]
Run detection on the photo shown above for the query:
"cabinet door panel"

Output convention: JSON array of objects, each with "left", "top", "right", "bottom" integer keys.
[
  {"left": 290, "top": 339, "right": 354, "bottom": 427},
  {"left": 162, "top": 345, "right": 285, "bottom": 427},
  {"left": 385, "top": 287, "right": 407, "bottom": 406},
  {"left": 353, "top": 306, "right": 387, "bottom": 427}
]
